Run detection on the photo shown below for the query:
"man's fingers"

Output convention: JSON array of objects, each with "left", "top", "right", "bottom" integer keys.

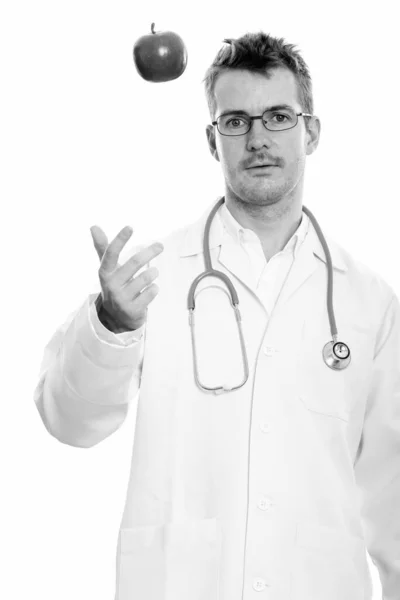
[
  {"left": 99, "top": 226, "right": 134, "bottom": 274},
  {"left": 90, "top": 226, "right": 109, "bottom": 261},
  {"left": 116, "top": 242, "right": 164, "bottom": 285}
]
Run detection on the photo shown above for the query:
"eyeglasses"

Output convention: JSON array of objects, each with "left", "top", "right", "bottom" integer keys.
[{"left": 212, "top": 108, "right": 313, "bottom": 136}]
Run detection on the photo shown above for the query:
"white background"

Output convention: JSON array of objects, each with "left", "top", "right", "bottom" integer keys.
[{"left": 1, "top": 0, "right": 398, "bottom": 598}]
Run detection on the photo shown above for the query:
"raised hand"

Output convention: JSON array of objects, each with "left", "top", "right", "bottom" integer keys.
[{"left": 90, "top": 225, "right": 164, "bottom": 332}]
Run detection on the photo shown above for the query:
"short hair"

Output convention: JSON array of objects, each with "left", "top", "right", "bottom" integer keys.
[{"left": 202, "top": 31, "right": 314, "bottom": 132}]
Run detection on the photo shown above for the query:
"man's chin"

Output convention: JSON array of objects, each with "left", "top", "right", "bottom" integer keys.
[{"left": 237, "top": 192, "right": 278, "bottom": 206}]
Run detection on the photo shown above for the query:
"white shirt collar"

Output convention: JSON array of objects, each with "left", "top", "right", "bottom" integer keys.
[{"left": 218, "top": 200, "right": 310, "bottom": 258}]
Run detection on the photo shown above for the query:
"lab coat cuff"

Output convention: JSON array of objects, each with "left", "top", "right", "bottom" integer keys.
[
  {"left": 89, "top": 294, "right": 146, "bottom": 346},
  {"left": 64, "top": 294, "right": 145, "bottom": 371}
]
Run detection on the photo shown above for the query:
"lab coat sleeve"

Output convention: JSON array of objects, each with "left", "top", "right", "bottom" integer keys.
[
  {"left": 353, "top": 291, "right": 400, "bottom": 599},
  {"left": 33, "top": 292, "right": 145, "bottom": 449}
]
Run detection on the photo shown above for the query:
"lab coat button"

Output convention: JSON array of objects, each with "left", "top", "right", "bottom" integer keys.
[
  {"left": 260, "top": 422, "right": 270, "bottom": 433},
  {"left": 253, "top": 578, "right": 268, "bottom": 591},
  {"left": 263, "top": 346, "right": 276, "bottom": 356},
  {"left": 257, "top": 496, "right": 273, "bottom": 511}
]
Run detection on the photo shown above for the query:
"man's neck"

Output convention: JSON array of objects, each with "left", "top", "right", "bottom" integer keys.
[{"left": 225, "top": 196, "right": 303, "bottom": 262}]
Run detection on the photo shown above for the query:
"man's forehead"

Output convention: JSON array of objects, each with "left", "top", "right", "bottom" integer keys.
[{"left": 214, "top": 67, "right": 298, "bottom": 109}]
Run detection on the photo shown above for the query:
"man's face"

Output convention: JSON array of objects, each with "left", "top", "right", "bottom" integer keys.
[{"left": 206, "top": 67, "right": 320, "bottom": 208}]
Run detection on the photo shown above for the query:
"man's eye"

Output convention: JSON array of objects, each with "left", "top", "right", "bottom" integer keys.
[
  {"left": 272, "top": 113, "right": 289, "bottom": 122},
  {"left": 266, "top": 112, "right": 293, "bottom": 123},
  {"left": 226, "top": 118, "right": 246, "bottom": 127}
]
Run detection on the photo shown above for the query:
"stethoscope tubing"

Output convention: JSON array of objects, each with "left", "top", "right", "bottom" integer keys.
[{"left": 187, "top": 197, "right": 350, "bottom": 392}]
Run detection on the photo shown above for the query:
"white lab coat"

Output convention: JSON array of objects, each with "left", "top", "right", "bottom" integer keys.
[{"left": 34, "top": 197, "right": 400, "bottom": 600}]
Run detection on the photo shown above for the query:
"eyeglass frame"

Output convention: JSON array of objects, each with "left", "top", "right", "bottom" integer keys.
[{"left": 211, "top": 109, "right": 314, "bottom": 136}]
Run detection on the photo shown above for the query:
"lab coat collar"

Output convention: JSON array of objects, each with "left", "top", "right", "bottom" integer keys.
[{"left": 179, "top": 196, "right": 348, "bottom": 273}]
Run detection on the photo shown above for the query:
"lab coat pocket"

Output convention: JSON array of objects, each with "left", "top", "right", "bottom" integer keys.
[
  {"left": 291, "top": 522, "right": 365, "bottom": 600},
  {"left": 297, "top": 322, "right": 374, "bottom": 421},
  {"left": 117, "top": 517, "right": 221, "bottom": 600}
]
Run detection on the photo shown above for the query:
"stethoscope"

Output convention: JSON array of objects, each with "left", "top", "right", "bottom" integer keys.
[{"left": 187, "top": 196, "right": 351, "bottom": 394}]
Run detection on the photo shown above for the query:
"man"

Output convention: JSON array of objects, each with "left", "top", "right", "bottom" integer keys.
[{"left": 34, "top": 31, "right": 400, "bottom": 600}]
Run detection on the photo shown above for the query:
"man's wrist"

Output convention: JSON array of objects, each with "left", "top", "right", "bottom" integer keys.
[{"left": 95, "top": 295, "right": 131, "bottom": 334}]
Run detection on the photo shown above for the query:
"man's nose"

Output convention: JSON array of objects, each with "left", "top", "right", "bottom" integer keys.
[{"left": 246, "top": 118, "right": 273, "bottom": 148}]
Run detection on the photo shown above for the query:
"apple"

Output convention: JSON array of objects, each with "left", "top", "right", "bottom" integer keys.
[{"left": 133, "top": 22, "right": 188, "bottom": 83}]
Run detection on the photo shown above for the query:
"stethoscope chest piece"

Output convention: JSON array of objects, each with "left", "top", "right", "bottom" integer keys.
[{"left": 323, "top": 340, "right": 351, "bottom": 370}]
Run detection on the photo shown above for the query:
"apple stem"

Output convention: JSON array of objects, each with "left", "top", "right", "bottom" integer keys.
[{"left": 151, "top": 22, "right": 156, "bottom": 34}]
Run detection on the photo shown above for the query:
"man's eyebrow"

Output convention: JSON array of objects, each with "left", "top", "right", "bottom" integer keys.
[{"left": 217, "top": 104, "right": 295, "bottom": 118}]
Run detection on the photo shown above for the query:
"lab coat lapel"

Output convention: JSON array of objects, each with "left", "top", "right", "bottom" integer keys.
[
  {"left": 179, "top": 197, "right": 256, "bottom": 291},
  {"left": 275, "top": 224, "right": 321, "bottom": 308},
  {"left": 217, "top": 240, "right": 255, "bottom": 291},
  {"left": 277, "top": 218, "right": 348, "bottom": 308}
]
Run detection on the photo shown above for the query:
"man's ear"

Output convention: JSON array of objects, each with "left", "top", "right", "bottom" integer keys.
[
  {"left": 305, "top": 116, "right": 321, "bottom": 156},
  {"left": 206, "top": 125, "right": 220, "bottom": 162}
]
